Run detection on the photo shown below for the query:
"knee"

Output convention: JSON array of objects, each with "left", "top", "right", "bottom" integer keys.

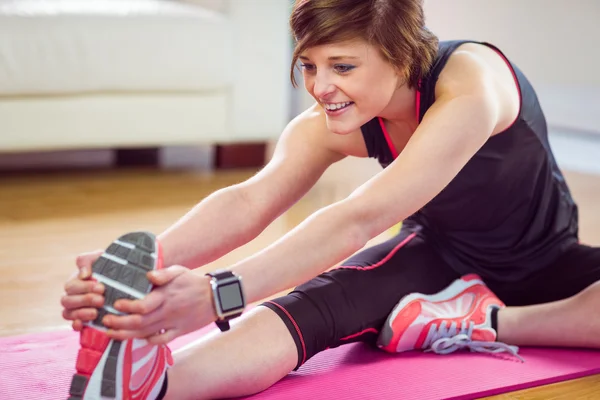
[{"left": 578, "top": 280, "right": 600, "bottom": 297}]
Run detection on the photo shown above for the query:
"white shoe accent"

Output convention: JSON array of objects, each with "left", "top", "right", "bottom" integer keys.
[
  {"left": 114, "top": 239, "right": 135, "bottom": 250},
  {"left": 395, "top": 314, "right": 432, "bottom": 351},
  {"left": 101, "top": 252, "right": 128, "bottom": 265},
  {"left": 91, "top": 272, "right": 147, "bottom": 300},
  {"left": 146, "top": 372, "right": 167, "bottom": 400},
  {"left": 132, "top": 346, "right": 158, "bottom": 378},
  {"left": 383, "top": 276, "right": 525, "bottom": 362},
  {"left": 132, "top": 338, "right": 151, "bottom": 350},
  {"left": 82, "top": 338, "right": 125, "bottom": 400},
  {"left": 428, "top": 331, "right": 524, "bottom": 362},
  {"left": 386, "top": 277, "right": 484, "bottom": 328},
  {"left": 113, "top": 239, "right": 157, "bottom": 259}
]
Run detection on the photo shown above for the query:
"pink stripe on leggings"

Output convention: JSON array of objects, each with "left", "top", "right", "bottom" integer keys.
[
  {"left": 336, "top": 232, "right": 417, "bottom": 271},
  {"left": 334, "top": 233, "right": 416, "bottom": 342},
  {"left": 340, "top": 328, "right": 379, "bottom": 341},
  {"left": 267, "top": 232, "right": 416, "bottom": 367},
  {"left": 264, "top": 300, "right": 307, "bottom": 366}
]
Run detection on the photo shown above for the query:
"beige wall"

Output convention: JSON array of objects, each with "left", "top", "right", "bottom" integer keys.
[
  {"left": 423, "top": 0, "right": 600, "bottom": 133},
  {"left": 176, "top": 0, "right": 228, "bottom": 13},
  {"left": 424, "top": 0, "right": 600, "bottom": 87},
  {"left": 297, "top": 1, "right": 600, "bottom": 133}
]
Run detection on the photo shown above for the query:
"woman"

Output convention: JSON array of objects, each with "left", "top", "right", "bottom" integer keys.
[{"left": 61, "top": 1, "right": 600, "bottom": 399}]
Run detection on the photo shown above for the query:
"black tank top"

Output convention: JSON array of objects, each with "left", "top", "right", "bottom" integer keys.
[{"left": 360, "top": 40, "right": 579, "bottom": 282}]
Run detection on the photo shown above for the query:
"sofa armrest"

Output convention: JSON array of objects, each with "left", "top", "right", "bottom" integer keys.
[
  {"left": 175, "top": 0, "right": 228, "bottom": 13},
  {"left": 226, "top": 0, "right": 292, "bottom": 141}
]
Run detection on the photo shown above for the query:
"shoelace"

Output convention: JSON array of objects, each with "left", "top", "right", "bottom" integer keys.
[{"left": 423, "top": 320, "right": 525, "bottom": 362}]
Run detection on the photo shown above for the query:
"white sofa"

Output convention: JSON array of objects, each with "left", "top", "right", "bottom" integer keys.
[{"left": 0, "top": 0, "right": 292, "bottom": 153}]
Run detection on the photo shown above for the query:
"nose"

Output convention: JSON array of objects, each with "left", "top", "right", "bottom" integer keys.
[{"left": 312, "top": 73, "right": 335, "bottom": 101}]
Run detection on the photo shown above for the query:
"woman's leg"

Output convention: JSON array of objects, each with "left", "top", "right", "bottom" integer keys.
[
  {"left": 378, "top": 242, "right": 600, "bottom": 358},
  {"left": 164, "top": 228, "right": 460, "bottom": 399},
  {"left": 493, "top": 243, "right": 600, "bottom": 348},
  {"left": 164, "top": 306, "right": 298, "bottom": 400}
]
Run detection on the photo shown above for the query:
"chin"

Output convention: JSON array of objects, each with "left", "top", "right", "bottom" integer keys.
[
  {"left": 329, "top": 126, "right": 355, "bottom": 136},
  {"left": 326, "top": 120, "right": 360, "bottom": 136}
]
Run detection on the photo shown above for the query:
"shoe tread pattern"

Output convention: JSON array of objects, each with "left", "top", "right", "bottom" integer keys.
[{"left": 68, "top": 231, "right": 157, "bottom": 400}]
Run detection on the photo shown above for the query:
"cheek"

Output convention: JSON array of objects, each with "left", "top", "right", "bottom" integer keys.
[
  {"left": 351, "top": 85, "right": 388, "bottom": 113},
  {"left": 303, "top": 76, "right": 315, "bottom": 97},
  {"left": 357, "top": 76, "right": 396, "bottom": 109}
]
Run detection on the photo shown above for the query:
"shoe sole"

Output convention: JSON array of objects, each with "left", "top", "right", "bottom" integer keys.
[
  {"left": 68, "top": 231, "right": 161, "bottom": 400},
  {"left": 377, "top": 274, "right": 485, "bottom": 349}
]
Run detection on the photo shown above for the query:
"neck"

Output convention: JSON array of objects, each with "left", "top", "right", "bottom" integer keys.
[{"left": 378, "top": 85, "right": 419, "bottom": 131}]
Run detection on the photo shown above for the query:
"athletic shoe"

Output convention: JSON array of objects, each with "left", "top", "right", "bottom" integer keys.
[
  {"left": 68, "top": 231, "right": 173, "bottom": 400},
  {"left": 377, "top": 274, "right": 523, "bottom": 361}
]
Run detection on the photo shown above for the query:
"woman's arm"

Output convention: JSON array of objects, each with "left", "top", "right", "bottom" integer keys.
[
  {"left": 230, "top": 49, "right": 519, "bottom": 303},
  {"left": 348, "top": 48, "right": 519, "bottom": 236},
  {"left": 102, "top": 48, "right": 521, "bottom": 343},
  {"left": 158, "top": 109, "right": 345, "bottom": 269}
]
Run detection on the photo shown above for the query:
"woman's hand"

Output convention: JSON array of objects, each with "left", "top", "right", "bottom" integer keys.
[
  {"left": 102, "top": 266, "right": 218, "bottom": 345},
  {"left": 61, "top": 250, "right": 106, "bottom": 331}
]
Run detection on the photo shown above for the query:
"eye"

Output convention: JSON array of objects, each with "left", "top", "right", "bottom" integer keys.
[
  {"left": 300, "top": 63, "right": 316, "bottom": 72},
  {"left": 334, "top": 64, "right": 355, "bottom": 74}
]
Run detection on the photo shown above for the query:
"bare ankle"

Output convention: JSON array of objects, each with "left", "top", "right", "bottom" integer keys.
[{"left": 496, "top": 308, "right": 506, "bottom": 340}]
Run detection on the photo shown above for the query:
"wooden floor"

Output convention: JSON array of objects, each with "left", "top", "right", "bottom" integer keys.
[{"left": 1, "top": 157, "right": 599, "bottom": 399}]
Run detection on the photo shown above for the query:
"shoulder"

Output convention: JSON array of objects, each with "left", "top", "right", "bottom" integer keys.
[{"left": 434, "top": 43, "right": 520, "bottom": 134}]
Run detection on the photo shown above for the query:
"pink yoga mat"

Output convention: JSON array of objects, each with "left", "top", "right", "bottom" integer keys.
[{"left": 1, "top": 326, "right": 600, "bottom": 400}]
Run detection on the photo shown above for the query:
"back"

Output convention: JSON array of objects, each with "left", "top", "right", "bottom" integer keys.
[{"left": 361, "top": 40, "right": 579, "bottom": 282}]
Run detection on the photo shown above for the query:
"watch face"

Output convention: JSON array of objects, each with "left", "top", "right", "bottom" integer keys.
[{"left": 217, "top": 282, "right": 244, "bottom": 313}]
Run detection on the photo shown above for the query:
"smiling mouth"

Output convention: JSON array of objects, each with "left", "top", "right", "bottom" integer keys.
[{"left": 324, "top": 101, "right": 354, "bottom": 112}]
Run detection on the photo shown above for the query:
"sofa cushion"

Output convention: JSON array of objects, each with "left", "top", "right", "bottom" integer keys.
[
  {"left": 175, "top": 0, "right": 228, "bottom": 13},
  {"left": 0, "top": 0, "right": 233, "bottom": 96}
]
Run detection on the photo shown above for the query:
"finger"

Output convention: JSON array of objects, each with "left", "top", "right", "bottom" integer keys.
[
  {"left": 64, "top": 280, "right": 104, "bottom": 296},
  {"left": 61, "top": 293, "right": 104, "bottom": 310},
  {"left": 105, "top": 321, "right": 170, "bottom": 341},
  {"left": 102, "top": 313, "right": 145, "bottom": 331},
  {"left": 103, "top": 302, "right": 165, "bottom": 330},
  {"left": 147, "top": 328, "right": 179, "bottom": 345},
  {"left": 105, "top": 328, "right": 144, "bottom": 341},
  {"left": 72, "top": 320, "right": 84, "bottom": 332},
  {"left": 114, "top": 290, "right": 164, "bottom": 315},
  {"left": 63, "top": 308, "right": 97, "bottom": 322},
  {"left": 76, "top": 250, "right": 104, "bottom": 279},
  {"left": 147, "top": 265, "right": 187, "bottom": 287}
]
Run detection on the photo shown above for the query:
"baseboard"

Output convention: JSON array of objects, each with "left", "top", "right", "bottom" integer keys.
[
  {"left": 548, "top": 126, "right": 600, "bottom": 175},
  {"left": 0, "top": 149, "right": 114, "bottom": 170},
  {"left": 0, "top": 146, "right": 214, "bottom": 172},
  {"left": 1, "top": 129, "right": 597, "bottom": 176}
]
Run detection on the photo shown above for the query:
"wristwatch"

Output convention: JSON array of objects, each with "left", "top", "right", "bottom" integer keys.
[{"left": 205, "top": 269, "right": 246, "bottom": 332}]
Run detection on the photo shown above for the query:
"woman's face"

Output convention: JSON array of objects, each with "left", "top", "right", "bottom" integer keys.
[{"left": 300, "top": 39, "right": 401, "bottom": 135}]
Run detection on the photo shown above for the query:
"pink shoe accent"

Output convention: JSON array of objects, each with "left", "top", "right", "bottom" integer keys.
[
  {"left": 377, "top": 274, "right": 522, "bottom": 361},
  {"left": 68, "top": 231, "right": 172, "bottom": 400}
]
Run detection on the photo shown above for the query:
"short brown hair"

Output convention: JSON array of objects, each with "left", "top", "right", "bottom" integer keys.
[{"left": 289, "top": 0, "right": 438, "bottom": 89}]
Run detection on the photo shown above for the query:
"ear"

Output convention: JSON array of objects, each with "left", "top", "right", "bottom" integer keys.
[{"left": 394, "top": 70, "right": 408, "bottom": 89}]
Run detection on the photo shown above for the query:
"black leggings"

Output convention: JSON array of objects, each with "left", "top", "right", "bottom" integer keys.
[{"left": 261, "top": 228, "right": 600, "bottom": 370}]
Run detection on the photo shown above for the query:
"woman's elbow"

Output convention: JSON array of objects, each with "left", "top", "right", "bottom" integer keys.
[{"left": 332, "top": 198, "right": 391, "bottom": 248}]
